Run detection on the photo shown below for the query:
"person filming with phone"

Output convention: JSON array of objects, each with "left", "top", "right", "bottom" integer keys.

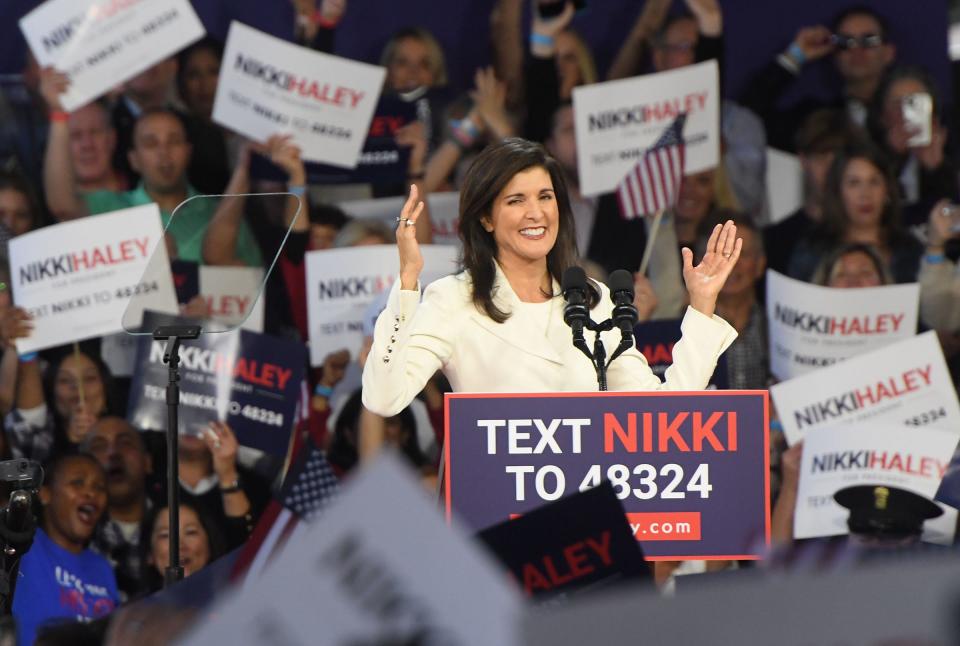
[{"left": 868, "top": 65, "right": 958, "bottom": 228}]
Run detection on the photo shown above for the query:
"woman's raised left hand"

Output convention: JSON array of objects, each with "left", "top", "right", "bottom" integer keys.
[{"left": 681, "top": 219, "right": 742, "bottom": 317}]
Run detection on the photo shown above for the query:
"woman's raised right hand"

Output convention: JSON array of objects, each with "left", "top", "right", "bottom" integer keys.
[{"left": 397, "top": 184, "right": 426, "bottom": 290}]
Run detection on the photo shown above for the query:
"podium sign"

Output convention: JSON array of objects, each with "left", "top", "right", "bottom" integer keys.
[{"left": 445, "top": 391, "right": 769, "bottom": 560}]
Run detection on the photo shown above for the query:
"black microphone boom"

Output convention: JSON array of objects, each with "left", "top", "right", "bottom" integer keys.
[
  {"left": 561, "top": 266, "right": 590, "bottom": 343},
  {"left": 608, "top": 270, "right": 639, "bottom": 365}
]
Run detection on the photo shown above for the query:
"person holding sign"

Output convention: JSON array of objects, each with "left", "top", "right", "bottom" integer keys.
[
  {"left": 362, "top": 138, "right": 740, "bottom": 417},
  {"left": 41, "top": 72, "right": 261, "bottom": 266}
]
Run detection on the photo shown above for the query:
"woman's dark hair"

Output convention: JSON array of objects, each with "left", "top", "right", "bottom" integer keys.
[
  {"left": 42, "top": 349, "right": 120, "bottom": 458},
  {"left": 329, "top": 389, "right": 426, "bottom": 473},
  {"left": 0, "top": 169, "right": 41, "bottom": 232},
  {"left": 138, "top": 501, "right": 226, "bottom": 596},
  {"left": 176, "top": 36, "right": 224, "bottom": 104},
  {"left": 812, "top": 242, "right": 893, "bottom": 286},
  {"left": 458, "top": 137, "right": 595, "bottom": 323},
  {"left": 820, "top": 142, "right": 902, "bottom": 241}
]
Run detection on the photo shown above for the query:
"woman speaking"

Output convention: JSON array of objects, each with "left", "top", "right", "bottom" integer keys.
[{"left": 362, "top": 138, "right": 741, "bottom": 417}]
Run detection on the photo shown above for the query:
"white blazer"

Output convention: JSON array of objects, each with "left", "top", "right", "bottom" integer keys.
[{"left": 362, "top": 263, "right": 738, "bottom": 417}]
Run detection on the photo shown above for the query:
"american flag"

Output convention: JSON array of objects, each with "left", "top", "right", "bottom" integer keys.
[
  {"left": 616, "top": 113, "right": 687, "bottom": 219},
  {"left": 230, "top": 432, "right": 340, "bottom": 586}
]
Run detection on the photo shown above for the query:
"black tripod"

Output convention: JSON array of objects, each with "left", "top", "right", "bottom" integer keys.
[{"left": 153, "top": 325, "right": 201, "bottom": 586}]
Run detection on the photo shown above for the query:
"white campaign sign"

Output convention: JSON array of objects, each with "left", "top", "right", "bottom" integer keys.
[
  {"left": 9, "top": 205, "right": 178, "bottom": 353},
  {"left": 795, "top": 425, "right": 958, "bottom": 543},
  {"left": 306, "top": 245, "right": 459, "bottom": 365},
  {"left": 572, "top": 60, "right": 719, "bottom": 197},
  {"left": 338, "top": 192, "right": 461, "bottom": 247},
  {"left": 766, "top": 270, "right": 919, "bottom": 380},
  {"left": 19, "top": 0, "right": 204, "bottom": 112},
  {"left": 765, "top": 148, "right": 803, "bottom": 224},
  {"left": 213, "top": 21, "right": 385, "bottom": 167},
  {"left": 770, "top": 332, "right": 960, "bottom": 446},
  {"left": 179, "top": 453, "right": 522, "bottom": 646},
  {"left": 199, "top": 266, "right": 265, "bottom": 333}
]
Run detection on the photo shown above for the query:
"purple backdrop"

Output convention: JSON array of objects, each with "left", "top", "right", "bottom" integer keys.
[{"left": 2, "top": 0, "right": 950, "bottom": 103}]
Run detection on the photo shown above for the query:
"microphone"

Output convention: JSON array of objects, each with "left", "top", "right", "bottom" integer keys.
[
  {"left": 562, "top": 266, "right": 590, "bottom": 339},
  {"left": 607, "top": 270, "right": 638, "bottom": 364}
]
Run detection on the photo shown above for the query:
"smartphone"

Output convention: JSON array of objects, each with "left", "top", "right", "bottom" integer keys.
[
  {"left": 902, "top": 92, "right": 933, "bottom": 147},
  {"left": 537, "top": 0, "right": 586, "bottom": 18}
]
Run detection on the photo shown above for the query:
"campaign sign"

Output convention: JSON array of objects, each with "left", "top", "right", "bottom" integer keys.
[
  {"left": 127, "top": 313, "right": 304, "bottom": 457},
  {"left": 305, "top": 245, "right": 459, "bottom": 365},
  {"left": 20, "top": 0, "right": 204, "bottom": 112},
  {"left": 199, "top": 266, "right": 266, "bottom": 333},
  {"left": 179, "top": 453, "right": 522, "bottom": 646},
  {"left": 634, "top": 319, "right": 729, "bottom": 389},
  {"left": 766, "top": 270, "right": 919, "bottom": 380},
  {"left": 445, "top": 391, "right": 770, "bottom": 560},
  {"left": 795, "top": 425, "right": 958, "bottom": 544},
  {"left": 770, "top": 332, "right": 960, "bottom": 446},
  {"left": 572, "top": 60, "right": 719, "bottom": 197},
  {"left": 213, "top": 21, "right": 385, "bottom": 168},
  {"left": 249, "top": 96, "right": 417, "bottom": 185},
  {"left": 9, "top": 204, "right": 178, "bottom": 353},
  {"left": 477, "top": 481, "right": 650, "bottom": 600}
]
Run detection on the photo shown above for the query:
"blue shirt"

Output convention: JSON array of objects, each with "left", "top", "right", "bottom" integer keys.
[{"left": 13, "top": 528, "right": 119, "bottom": 646}]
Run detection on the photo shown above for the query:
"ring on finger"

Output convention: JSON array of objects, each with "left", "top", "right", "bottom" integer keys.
[
  {"left": 404, "top": 219, "right": 416, "bottom": 227},
  {"left": 723, "top": 253, "right": 732, "bottom": 258},
  {"left": 395, "top": 216, "right": 409, "bottom": 223}
]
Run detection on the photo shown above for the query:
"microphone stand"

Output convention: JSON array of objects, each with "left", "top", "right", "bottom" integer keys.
[{"left": 153, "top": 324, "right": 201, "bottom": 587}]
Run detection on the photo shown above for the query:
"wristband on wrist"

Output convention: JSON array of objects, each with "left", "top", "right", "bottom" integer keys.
[
  {"left": 530, "top": 32, "right": 555, "bottom": 49},
  {"left": 786, "top": 42, "right": 806, "bottom": 66},
  {"left": 49, "top": 111, "right": 69, "bottom": 123},
  {"left": 313, "top": 10, "right": 340, "bottom": 29},
  {"left": 314, "top": 384, "right": 334, "bottom": 398},
  {"left": 288, "top": 184, "right": 307, "bottom": 197},
  {"left": 925, "top": 252, "right": 946, "bottom": 264},
  {"left": 18, "top": 352, "right": 38, "bottom": 363},
  {"left": 449, "top": 117, "right": 480, "bottom": 150},
  {"left": 220, "top": 478, "right": 241, "bottom": 493}
]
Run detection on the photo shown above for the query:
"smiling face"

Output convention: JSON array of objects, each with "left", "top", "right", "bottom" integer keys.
[
  {"left": 828, "top": 249, "right": 883, "bottom": 288},
  {"left": 386, "top": 37, "right": 435, "bottom": 93},
  {"left": 150, "top": 505, "right": 212, "bottom": 578},
  {"left": 68, "top": 103, "right": 116, "bottom": 185},
  {"left": 675, "top": 170, "right": 716, "bottom": 228},
  {"left": 481, "top": 167, "right": 559, "bottom": 270},
  {"left": 840, "top": 157, "right": 887, "bottom": 231},
  {"left": 41, "top": 456, "right": 107, "bottom": 553}
]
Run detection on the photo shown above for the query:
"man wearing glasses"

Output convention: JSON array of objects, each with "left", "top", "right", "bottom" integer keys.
[{"left": 741, "top": 7, "right": 896, "bottom": 153}]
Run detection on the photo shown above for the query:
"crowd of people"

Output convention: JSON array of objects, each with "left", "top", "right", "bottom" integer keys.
[{"left": 0, "top": 0, "right": 958, "bottom": 642}]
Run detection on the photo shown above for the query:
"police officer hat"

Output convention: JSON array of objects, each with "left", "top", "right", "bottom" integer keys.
[{"left": 834, "top": 485, "right": 942, "bottom": 538}]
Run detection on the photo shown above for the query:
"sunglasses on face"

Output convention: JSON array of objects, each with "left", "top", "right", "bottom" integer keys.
[{"left": 831, "top": 33, "right": 884, "bottom": 50}]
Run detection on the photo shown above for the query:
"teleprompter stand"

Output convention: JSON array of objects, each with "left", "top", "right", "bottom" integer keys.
[{"left": 153, "top": 325, "right": 201, "bottom": 586}]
